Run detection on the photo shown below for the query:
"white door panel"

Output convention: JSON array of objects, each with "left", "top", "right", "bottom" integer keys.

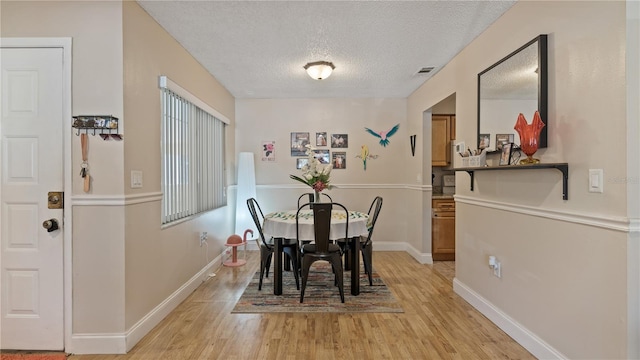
[{"left": 1, "top": 47, "right": 64, "bottom": 350}]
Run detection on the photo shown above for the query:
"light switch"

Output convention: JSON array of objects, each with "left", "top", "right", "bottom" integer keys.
[
  {"left": 131, "top": 170, "right": 143, "bottom": 189},
  {"left": 588, "top": 169, "right": 603, "bottom": 193}
]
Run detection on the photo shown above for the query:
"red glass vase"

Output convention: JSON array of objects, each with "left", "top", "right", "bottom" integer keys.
[{"left": 514, "top": 111, "right": 545, "bottom": 164}]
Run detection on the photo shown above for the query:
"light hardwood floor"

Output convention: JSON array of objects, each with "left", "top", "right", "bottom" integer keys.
[{"left": 69, "top": 252, "right": 535, "bottom": 360}]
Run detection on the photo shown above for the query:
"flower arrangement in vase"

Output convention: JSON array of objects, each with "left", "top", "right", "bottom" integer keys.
[
  {"left": 290, "top": 145, "right": 332, "bottom": 201},
  {"left": 514, "top": 111, "right": 545, "bottom": 164}
]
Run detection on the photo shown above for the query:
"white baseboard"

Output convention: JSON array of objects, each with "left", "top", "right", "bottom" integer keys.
[
  {"left": 68, "top": 333, "right": 126, "bottom": 355},
  {"left": 399, "top": 243, "right": 433, "bottom": 264},
  {"left": 453, "top": 278, "right": 567, "bottom": 360},
  {"left": 67, "top": 253, "right": 224, "bottom": 354}
]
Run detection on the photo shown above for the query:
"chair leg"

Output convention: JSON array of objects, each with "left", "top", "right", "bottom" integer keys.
[
  {"left": 265, "top": 253, "right": 272, "bottom": 278},
  {"left": 362, "top": 245, "right": 373, "bottom": 286},
  {"left": 330, "top": 254, "right": 345, "bottom": 303},
  {"left": 283, "top": 247, "right": 300, "bottom": 290},
  {"left": 259, "top": 252, "right": 273, "bottom": 291},
  {"left": 299, "top": 256, "right": 313, "bottom": 303}
]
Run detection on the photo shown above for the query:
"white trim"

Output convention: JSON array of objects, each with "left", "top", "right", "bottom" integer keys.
[
  {"left": 254, "top": 183, "right": 432, "bottom": 191},
  {"left": 124, "top": 254, "right": 223, "bottom": 352},
  {"left": 158, "top": 75, "right": 230, "bottom": 125},
  {"left": 69, "top": 253, "right": 224, "bottom": 354},
  {"left": 403, "top": 243, "right": 433, "bottom": 264},
  {"left": 1, "top": 37, "right": 74, "bottom": 354},
  {"left": 630, "top": 218, "right": 640, "bottom": 233},
  {"left": 71, "top": 192, "right": 163, "bottom": 206},
  {"left": 455, "top": 194, "right": 632, "bottom": 232},
  {"left": 453, "top": 279, "right": 568, "bottom": 360}
]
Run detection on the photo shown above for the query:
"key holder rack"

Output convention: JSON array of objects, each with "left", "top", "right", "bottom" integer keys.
[{"left": 72, "top": 115, "right": 122, "bottom": 140}]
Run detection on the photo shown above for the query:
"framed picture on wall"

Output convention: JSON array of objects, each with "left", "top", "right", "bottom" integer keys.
[
  {"left": 499, "top": 143, "right": 513, "bottom": 165},
  {"left": 313, "top": 149, "right": 330, "bottom": 164},
  {"left": 495, "top": 134, "right": 514, "bottom": 151},
  {"left": 290, "top": 132, "right": 310, "bottom": 156},
  {"left": 332, "top": 152, "right": 346, "bottom": 169},
  {"left": 296, "top": 158, "right": 309, "bottom": 169},
  {"left": 316, "top": 132, "right": 328, "bottom": 146},
  {"left": 331, "top": 134, "right": 348, "bottom": 148}
]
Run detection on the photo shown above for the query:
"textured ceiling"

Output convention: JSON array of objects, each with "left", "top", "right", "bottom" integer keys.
[{"left": 137, "top": 0, "right": 516, "bottom": 99}]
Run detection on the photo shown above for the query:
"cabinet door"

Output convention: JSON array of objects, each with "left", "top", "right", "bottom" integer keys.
[
  {"left": 432, "top": 115, "right": 450, "bottom": 166},
  {"left": 432, "top": 211, "right": 455, "bottom": 260},
  {"left": 450, "top": 115, "right": 456, "bottom": 140}
]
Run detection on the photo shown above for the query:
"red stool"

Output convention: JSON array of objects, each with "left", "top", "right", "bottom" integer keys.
[{"left": 223, "top": 229, "right": 252, "bottom": 267}]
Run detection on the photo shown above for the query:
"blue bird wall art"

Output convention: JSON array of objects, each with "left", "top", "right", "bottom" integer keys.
[{"left": 365, "top": 124, "right": 400, "bottom": 147}]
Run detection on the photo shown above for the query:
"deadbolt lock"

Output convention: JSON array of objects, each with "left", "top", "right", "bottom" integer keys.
[{"left": 48, "top": 191, "right": 64, "bottom": 209}]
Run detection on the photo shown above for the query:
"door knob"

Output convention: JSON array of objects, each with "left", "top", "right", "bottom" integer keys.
[{"left": 42, "top": 218, "right": 59, "bottom": 232}]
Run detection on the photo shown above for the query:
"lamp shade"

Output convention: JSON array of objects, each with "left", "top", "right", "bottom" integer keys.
[
  {"left": 304, "top": 61, "right": 335, "bottom": 80},
  {"left": 235, "top": 152, "right": 257, "bottom": 238}
]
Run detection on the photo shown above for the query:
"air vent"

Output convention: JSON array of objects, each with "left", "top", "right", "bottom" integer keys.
[{"left": 416, "top": 67, "right": 435, "bottom": 75}]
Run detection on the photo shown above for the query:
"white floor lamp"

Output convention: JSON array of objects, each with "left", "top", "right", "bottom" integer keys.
[{"left": 234, "top": 152, "right": 258, "bottom": 240}]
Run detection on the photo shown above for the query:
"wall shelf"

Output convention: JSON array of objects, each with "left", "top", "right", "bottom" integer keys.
[{"left": 455, "top": 163, "right": 569, "bottom": 200}]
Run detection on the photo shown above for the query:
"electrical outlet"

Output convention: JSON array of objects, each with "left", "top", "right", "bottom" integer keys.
[
  {"left": 493, "top": 260, "right": 502, "bottom": 278},
  {"left": 488, "top": 255, "right": 502, "bottom": 278},
  {"left": 200, "top": 232, "right": 208, "bottom": 246}
]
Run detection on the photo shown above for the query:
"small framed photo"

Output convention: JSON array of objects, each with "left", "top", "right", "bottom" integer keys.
[
  {"left": 313, "top": 149, "right": 330, "bottom": 164},
  {"left": 331, "top": 134, "right": 348, "bottom": 148},
  {"left": 290, "top": 132, "right": 310, "bottom": 156},
  {"left": 499, "top": 143, "right": 513, "bottom": 165},
  {"left": 296, "top": 158, "right": 308, "bottom": 169},
  {"left": 495, "top": 134, "right": 514, "bottom": 151},
  {"left": 332, "top": 151, "right": 346, "bottom": 169},
  {"left": 478, "top": 133, "right": 490, "bottom": 149},
  {"left": 316, "top": 132, "right": 328, "bottom": 146}
]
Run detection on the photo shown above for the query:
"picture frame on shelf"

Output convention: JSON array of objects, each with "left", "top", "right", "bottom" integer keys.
[
  {"left": 479, "top": 133, "right": 490, "bottom": 149},
  {"left": 332, "top": 151, "right": 346, "bottom": 169},
  {"left": 495, "top": 134, "right": 514, "bottom": 151},
  {"left": 499, "top": 143, "right": 514, "bottom": 165},
  {"left": 290, "top": 132, "right": 310, "bottom": 156}
]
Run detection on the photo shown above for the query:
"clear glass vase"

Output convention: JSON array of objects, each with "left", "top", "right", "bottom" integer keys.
[{"left": 314, "top": 190, "right": 321, "bottom": 202}]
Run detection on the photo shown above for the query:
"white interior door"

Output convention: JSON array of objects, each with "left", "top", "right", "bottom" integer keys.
[{"left": 0, "top": 47, "right": 64, "bottom": 350}]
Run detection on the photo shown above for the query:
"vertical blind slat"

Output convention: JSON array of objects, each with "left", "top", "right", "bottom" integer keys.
[{"left": 160, "top": 87, "right": 226, "bottom": 225}]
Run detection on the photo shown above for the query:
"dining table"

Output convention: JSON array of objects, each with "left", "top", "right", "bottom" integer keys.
[{"left": 263, "top": 208, "right": 370, "bottom": 296}]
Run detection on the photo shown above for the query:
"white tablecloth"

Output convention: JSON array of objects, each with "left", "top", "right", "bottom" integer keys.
[{"left": 263, "top": 209, "right": 369, "bottom": 241}]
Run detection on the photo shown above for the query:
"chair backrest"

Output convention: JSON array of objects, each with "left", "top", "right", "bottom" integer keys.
[
  {"left": 297, "top": 192, "right": 333, "bottom": 208},
  {"left": 363, "top": 196, "right": 383, "bottom": 247},
  {"left": 296, "top": 202, "right": 348, "bottom": 253},
  {"left": 246, "top": 198, "right": 271, "bottom": 248}
]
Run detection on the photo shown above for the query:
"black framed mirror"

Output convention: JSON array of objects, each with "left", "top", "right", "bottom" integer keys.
[{"left": 477, "top": 34, "right": 548, "bottom": 152}]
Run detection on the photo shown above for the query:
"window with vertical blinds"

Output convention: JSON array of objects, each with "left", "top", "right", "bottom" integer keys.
[{"left": 159, "top": 76, "right": 227, "bottom": 225}]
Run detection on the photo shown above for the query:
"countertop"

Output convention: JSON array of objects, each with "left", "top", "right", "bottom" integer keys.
[{"left": 432, "top": 194, "right": 454, "bottom": 199}]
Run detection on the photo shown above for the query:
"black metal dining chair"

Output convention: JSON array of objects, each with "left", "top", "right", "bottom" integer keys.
[
  {"left": 297, "top": 192, "right": 332, "bottom": 208},
  {"left": 247, "top": 198, "right": 299, "bottom": 290},
  {"left": 298, "top": 202, "right": 348, "bottom": 303},
  {"left": 338, "top": 196, "right": 383, "bottom": 286}
]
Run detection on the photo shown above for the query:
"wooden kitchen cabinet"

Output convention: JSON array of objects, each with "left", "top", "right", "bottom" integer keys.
[
  {"left": 432, "top": 198, "right": 455, "bottom": 261},
  {"left": 432, "top": 115, "right": 455, "bottom": 167}
]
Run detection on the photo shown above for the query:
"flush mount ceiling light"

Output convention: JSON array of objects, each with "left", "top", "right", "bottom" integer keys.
[{"left": 304, "top": 61, "right": 335, "bottom": 80}]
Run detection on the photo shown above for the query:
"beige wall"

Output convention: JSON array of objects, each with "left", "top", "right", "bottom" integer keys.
[
  {"left": 409, "top": 1, "right": 635, "bottom": 359},
  {"left": 122, "top": 2, "right": 235, "bottom": 330},
  {"left": 2, "top": 0, "right": 236, "bottom": 352},
  {"left": 2, "top": 0, "right": 128, "bottom": 335},
  {"left": 234, "top": 98, "right": 421, "bottom": 254}
]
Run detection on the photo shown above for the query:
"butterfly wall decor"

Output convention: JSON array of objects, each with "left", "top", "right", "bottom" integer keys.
[{"left": 365, "top": 124, "right": 399, "bottom": 147}]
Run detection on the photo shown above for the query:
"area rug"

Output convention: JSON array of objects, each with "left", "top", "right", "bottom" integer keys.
[
  {"left": 232, "top": 263, "right": 403, "bottom": 313},
  {"left": 0, "top": 352, "right": 66, "bottom": 360}
]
